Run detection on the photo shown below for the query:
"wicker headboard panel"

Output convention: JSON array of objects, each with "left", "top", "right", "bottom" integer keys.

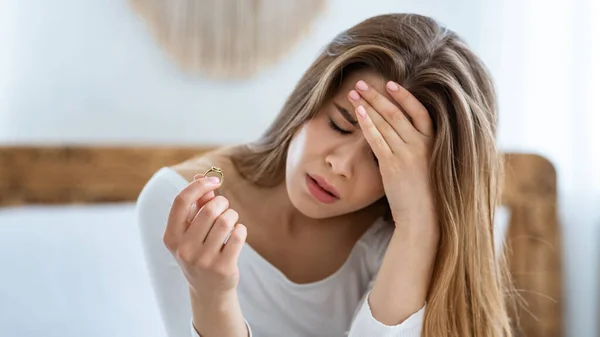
[
  {"left": 501, "top": 153, "right": 562, "bottom": 337},
  {"left": 0, "top": 146, "right": 562, "bottom": 337},
  {"left": 0, "top": 146, "right": 212, "bottom": 206}
]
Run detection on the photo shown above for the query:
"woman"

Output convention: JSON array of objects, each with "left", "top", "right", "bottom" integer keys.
[{"left": 136, "top": 13, "right": 513, "bottom": 337}]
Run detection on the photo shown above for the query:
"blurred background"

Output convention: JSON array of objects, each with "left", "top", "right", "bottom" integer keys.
[{"left": 0, "top": 0, "right": 598, "bottom": 336}]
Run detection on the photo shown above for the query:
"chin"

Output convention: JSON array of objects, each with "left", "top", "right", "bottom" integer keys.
[{"left": 288, "top": 190, "right": 334, "bottom": 219}]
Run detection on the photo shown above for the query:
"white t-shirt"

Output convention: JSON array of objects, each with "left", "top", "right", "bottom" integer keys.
[{"left": 136, "top": 167, "right": 424, "bottom": 337}]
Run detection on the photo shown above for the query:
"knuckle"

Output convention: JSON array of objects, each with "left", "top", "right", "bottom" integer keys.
[
  {"left": 213, "top": 195, "right": 229, "bottom": 205},
  {"left": 236, "top": 224, "right": 248, "bottom": 240},
  {"left": 383, "top": 123, "right": 395, "bottom": 135},
  {"left": 229, "top": 230, "right": 246, "bottom": 244},
  {"left": 380, "top": 152, "right": 395, "bottom": 164},
  {"left": 162, "top": 234, "right": 175, "bottom": 251},
  {"left": 173, "top": 192, "right": 188, "bottom": 207},
  {"left": 393, "top": 110, "right": 406, "bottom": 123},
  {"left": 202, "top": 206, "right": 220, "bottom": 219},
  {"left": 219, "top": 219, "right": 234, "bottom": 231},
  {"left": 222, "top": 209, "right": 239, "bottom": 226},
  {"left": 217, "top": 219, "right": 233, "bottom": 231},
  {"left": 373, "top": 94, "right": 387, "bottom": 106},
  {"left": 216, "top": 213, "right": 236, "bottom": 231},
  {"left": 228, "top": 209, "right": 239, "bottom": 221},
  {"left": 374, "top": 138, "right": 386, "bottom": 149},
  {"left": 175, "top": 245, "right": 194, "bottom": 263},
  {"left": 202, "top": 196, "right": 228, "bottom": 218},
  {"left": 376, "top": 106, "right": 390, "bottom": 119}
]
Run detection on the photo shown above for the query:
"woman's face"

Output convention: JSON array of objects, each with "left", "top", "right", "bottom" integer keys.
[{"left": 286, "top": 70, "right": 390, "bottom": 219}]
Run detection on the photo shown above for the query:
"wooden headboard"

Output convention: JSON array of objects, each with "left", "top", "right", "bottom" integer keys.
[{"left": 0, "top": 146, "right": 563, "bottom": 337}]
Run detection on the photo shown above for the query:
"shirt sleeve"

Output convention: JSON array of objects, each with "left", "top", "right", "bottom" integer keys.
[
  {"left": 346, "top": 221, "right": 425, "bottom": 337},
  {"left": 346, "top": 289, "right": 425, "bottom": 337},
  {"left": 191, "top": 318, "right": 253, "bottom": 337},
  {"left": 136, "top": 168, "right": 196, "bottom": 337}
]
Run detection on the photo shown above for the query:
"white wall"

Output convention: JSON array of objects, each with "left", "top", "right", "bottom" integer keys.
[
  {"left": 2, "top": 0, "right": 598, "bottom": 336},
  {"left": 0, "top": 0, "right": 484, "bottom": 145}
]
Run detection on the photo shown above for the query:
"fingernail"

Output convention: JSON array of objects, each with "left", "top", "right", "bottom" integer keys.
[
  {"left": 349, "top": 90, "right": 360, "bottom": 101},
  {"left": 356, "top": 80, "right": 369, "bottom": 91},
  {"left": 387, "top": 81, "right": 399, "bottom": 91},
  {"left": 193, "top": 174, "right": 202, "bottom": 180},
  {"left": 357, "top": 105, "right": 366, "bottom": 117},
  {"left": 208, "top": 176, "right": 220, "bottom": 185}
]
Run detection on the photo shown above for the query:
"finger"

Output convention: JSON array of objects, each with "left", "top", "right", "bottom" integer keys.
[
  {"left": 354, "top": 104, "right": 392, "bottom": 160},
  {"left": 348, "top": 89, "right": 404, "bottom": 150},
  {"left": 386, "top": 81, "right": 434, "bottom": 137},
  {"left": 188, "top": 173, "right": 218, "bottom": 222},
  {"left": 354, "top": 80, "right": 420, "bottom": 143},
  {"left": 204, "top": 208, "right": 239, "bottom": 253},
  {"left": 221, "top": 223, "right": 247, "bottom": 266},
  {"left": 182, "top": 195, "right": 229, "bottom": 247},
  {"left": 187, "top": 191, "right": 215, "bottom": 223},
  {"left": 166, "top": 177, "right": 222, "bottom": 244}
]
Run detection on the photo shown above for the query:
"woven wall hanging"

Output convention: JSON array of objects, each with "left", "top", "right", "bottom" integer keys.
[{"left": 129, "top": 0, "right": 326, "bottom": 79}]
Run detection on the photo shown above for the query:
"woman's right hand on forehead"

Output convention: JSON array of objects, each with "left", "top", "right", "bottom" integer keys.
[{"left": 162, "top": 174, "right": 247, "bottom": 298}]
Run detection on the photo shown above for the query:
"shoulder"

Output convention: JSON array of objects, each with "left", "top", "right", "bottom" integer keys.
[{"left": 169, "top": 145, "right": 238, "bottom": 183}]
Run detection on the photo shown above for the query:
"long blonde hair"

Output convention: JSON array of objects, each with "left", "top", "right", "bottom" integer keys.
[{"left": 230, "top": 13, "right": 513, "bottom": 337}]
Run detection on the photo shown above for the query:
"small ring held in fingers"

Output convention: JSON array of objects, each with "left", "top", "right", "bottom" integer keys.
[{"left": 203, "top": 166, "right": 224, "bottom": 188}]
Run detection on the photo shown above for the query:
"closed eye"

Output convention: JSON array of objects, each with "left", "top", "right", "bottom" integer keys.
[{"left": 328, "top": 119, "right": 352, "bottom": 135}]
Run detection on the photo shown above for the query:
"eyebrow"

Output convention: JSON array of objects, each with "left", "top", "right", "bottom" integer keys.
[{"left": 333, "top": 102, "right": 358, "bottom": 126}]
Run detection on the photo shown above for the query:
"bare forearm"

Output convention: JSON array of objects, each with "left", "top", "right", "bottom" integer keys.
[
  {"left": 368, "top": 226, "right": 438, "bottom": 325},
  {"left": 190, "top": 289, "right": 248, "bottom": 337}
]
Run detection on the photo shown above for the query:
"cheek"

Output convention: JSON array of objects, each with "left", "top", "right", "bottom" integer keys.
[
  {"left": 287, "top": 125, "right": 309, "bottom": 166},
  {"left": 353, "top": 166, "right": 385, "bottom": 203},
  {"left": 289, "top": 119, "right": 332, "bottom": 158}
]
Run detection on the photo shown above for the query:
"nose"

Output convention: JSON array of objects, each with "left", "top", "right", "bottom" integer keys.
[{"left": 325, "top": 144, "right": 360, "bottom": 180}]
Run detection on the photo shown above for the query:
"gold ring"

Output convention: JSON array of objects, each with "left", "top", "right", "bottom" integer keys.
[{"left": 203, "top": 166, "right": 224, "bottom": 187}]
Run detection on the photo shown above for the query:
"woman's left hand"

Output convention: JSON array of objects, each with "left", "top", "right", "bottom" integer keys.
[{"left": 347, "top": 80, "right": 438, "bottom": 241}]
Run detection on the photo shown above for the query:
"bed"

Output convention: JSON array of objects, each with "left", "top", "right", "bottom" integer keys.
[{"left": 0, "top": 146, "right": 563, "bottom": 337}]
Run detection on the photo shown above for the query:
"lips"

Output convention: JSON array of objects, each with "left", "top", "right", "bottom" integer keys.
[
  {"left": 305, "top": 175, "right": 338, "bottom": 204},
  {"left": 308, "top": 174, "right": 340, "bottom": 198}
]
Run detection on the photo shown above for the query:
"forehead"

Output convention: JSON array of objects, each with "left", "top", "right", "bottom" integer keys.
[{"left": 332, "top": 69, "right": 393, "bottom": 101}]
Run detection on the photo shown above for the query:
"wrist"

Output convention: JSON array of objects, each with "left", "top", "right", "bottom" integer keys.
[
  {"left": 191, "top": 287, "right": 237, "bottom": 304},
  {"left": 191, "top": 288, "right": 242, "bottom": 317},
  {"left": 190, "top": 288, "right": 247, "bottom": 337},
  {"left": 391, "top": 224, "right": 439, "bottom": 265},
  {"left": 393, "top": 214, "right": 439, "bottom": 241}
]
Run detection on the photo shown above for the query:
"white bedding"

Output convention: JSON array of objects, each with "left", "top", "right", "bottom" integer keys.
[
  {"left": 0, "top": 203, "right": 510, "bottom": 337},
  {"left": 0, "top": 203, "right": 167, "bottom": 337}
]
